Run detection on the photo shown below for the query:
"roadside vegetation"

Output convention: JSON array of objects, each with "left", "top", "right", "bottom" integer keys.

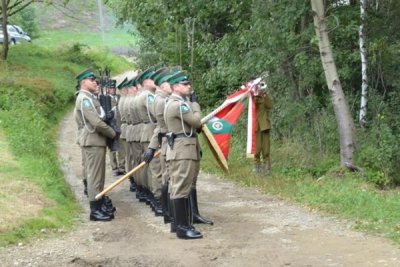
[
  {"left": 0, "top": 0, "right": 134, "bottom": 247},
  {"left": 0, "top": 44, "right": 131, "bottom": 246},
  {"left": 200, "top": 116, "right": 400, "bottom": 244}
]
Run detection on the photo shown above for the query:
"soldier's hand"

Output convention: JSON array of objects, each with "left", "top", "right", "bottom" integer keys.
[
  {"left": 105, "top": 110, "right": 114, "bottom": 121},
  {"left": 143, "top": 148, "right": 156, "bottom": 163},
  {"left": 189, "top": 91, "right": 199, "bottom": 103}
]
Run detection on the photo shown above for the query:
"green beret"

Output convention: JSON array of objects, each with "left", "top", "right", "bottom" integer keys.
[
  {"left": 132, "top": 75, "right": 140, "bottom": 86},
  {"left": 117, "top": 77, "right": 128, "bottom": 90},
  {"left": 168, "top": 71, "right": 190, "bottom": 85},
  {"left": 126, "top": 77, "right": 137, "bottom": 87},
  {"left": 137, "top": 67, "right": 156, "bottom": 84},
  {"left": 154, "top": 69, "right": 172, "bottom": 86},
  {"left": 108, "top": 79, "right": 117, "bottom": 88},
  {"left": 75, "top": 69, "right": 96, "bottom": 82},
  {"left": 151, "top": 67, "right": 168, "bottom": 82},
  {"left": 155, "top": 67, "right": 184, "bottom": 86}
]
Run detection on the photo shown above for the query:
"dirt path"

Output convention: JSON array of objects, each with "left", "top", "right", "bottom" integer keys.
[{"left": 1, "top": 73, "right": 400, "bottom": 266}]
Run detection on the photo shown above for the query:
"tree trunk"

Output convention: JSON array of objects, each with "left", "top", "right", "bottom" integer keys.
[
  {"left": 359, "top": 0, "right": 368, "bottom": 127},
  {"left": 1, "top": 0, "right": 9, "bottom": 61},
  {"left": 311, "top": 0, "right": 356, "bottom": 167}
]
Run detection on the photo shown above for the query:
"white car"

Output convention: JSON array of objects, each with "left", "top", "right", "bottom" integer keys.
[{"left": 0, "top": 25, "right": 31, "bottom": 44}]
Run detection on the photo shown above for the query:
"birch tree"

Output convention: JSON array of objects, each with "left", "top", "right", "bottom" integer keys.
[
  {"left": 359, "top": 0, "right": 368, "bottom": 127},
  {"left": 311, "top": 0, "right": 356, "bottom": 168}
]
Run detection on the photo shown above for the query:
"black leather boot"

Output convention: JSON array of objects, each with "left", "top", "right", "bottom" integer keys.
[
  {"left": 137, "top": 186, "right": 147, "bottom": 202},
  {"left": 170, "top": 197, "right": 176, "bottom": 233},
  {"left": 83, "top": 179, "right": 88, "bottom": 197},
  {"left": 173, "top": 198, "right": 203, "bottom": 239},
  {"left": 102, "top": 196, "right": 116, "bottom": 213},
  {"left": 153, "top": 198, "right": 163, "bottom": 217},
  {"left": 129, "top": 177, "right": 137, "bottom": 192},
  {"left": 145, "top": 188, "right": 153, "bottom": 206},
  {"left": 190, "top": 189, "right": 213, "bottom": 225},
  {"left": 161, "top": 184, "right": 171, "bottom": 223},
  {"left": 89, "top": 200, "right": 112, "bottom": 221},
  {"left": 135, "top": 185, "right": 142, "bottom": 200}
]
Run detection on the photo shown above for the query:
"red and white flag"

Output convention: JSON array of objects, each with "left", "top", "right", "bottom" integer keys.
[{"left": 201, "top": 79, "right": 260, "bottom": 172}]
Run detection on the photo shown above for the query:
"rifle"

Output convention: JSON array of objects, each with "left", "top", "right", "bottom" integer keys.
[{"left": 98, "top": 67, "right": 120, "bottom": 152}]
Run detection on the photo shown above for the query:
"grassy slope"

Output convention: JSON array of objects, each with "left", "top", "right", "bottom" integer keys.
[
  {"left": 0, "top": 0, "right": 135, "bottom": 246},
  {"left": 0, "top": 0, "right": 134, "bottom": 247},
  {"left": 0, "top": 44, "right": 131, "bottom": 246}
]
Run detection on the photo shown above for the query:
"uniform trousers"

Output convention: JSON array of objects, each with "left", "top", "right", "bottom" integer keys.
[
  {"left": 169, "top": 159, "right": 197, "bottom": 199},
  {"left": 80, "top": 147, "right": 87, "bottom": 181},
  {"left": 83, "top": 146, "right": 106, "bottom": 201},
  {"left": 109, "top": 137, "right": 126, "bottom": 171},
  {"left": 129, "top": 141, "right": 143, "bottom": 185},
  {"left": 255, "top": 129, "right": 270, "bottom": 164}
]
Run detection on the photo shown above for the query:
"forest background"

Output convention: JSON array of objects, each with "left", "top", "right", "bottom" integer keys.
[{"left": 107, "top": 0, "right": 400, "bottom": 186}]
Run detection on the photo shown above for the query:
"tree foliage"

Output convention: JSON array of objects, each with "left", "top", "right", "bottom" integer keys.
[{"left": 108, "top": 0, "right": 399, "bottom": 184}]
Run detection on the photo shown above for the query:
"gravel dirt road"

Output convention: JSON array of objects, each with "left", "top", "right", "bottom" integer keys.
[{"left": 1, "top": 72, "right": 400, "bottom": 267}]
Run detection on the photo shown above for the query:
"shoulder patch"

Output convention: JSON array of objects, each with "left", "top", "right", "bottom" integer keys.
[
  {"left": 147, "top": 94, "right": 155, "bottom": 104},
  {"left": 180, "top": 103, "right": 190, "bottom": 113},
  {"left": 82, "top": 99, "right": 92, "bottom": 109}
]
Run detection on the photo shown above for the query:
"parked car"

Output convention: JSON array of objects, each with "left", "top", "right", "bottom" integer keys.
[{"left": 0, "top": 25, "right": 31, "bottom": 44}]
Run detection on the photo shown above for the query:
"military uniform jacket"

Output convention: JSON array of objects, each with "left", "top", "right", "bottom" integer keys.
[
  {"left": 124, "top": 95, "right": 134, "bottom": 142},
  {"left": 74, "top": 90, "right": 115, "bottom": 147},
  {"left": 136, "top": 87, "right": 157, "bottom": 143},
  {"left": 255, "top": 94, "right": 273, "bottom": 131},
  {"left": 111, "top": 95, "right": 122, "bottom": 127},
  {"left": 126, "top": 94, "right": 141, "bottom": 142},
  {"left": 119, "top": 95, "right": 128, "bottom": 139},
  {"left": 148, "top": 90, "right": 168, "bottom": 151},
  {"left": 165, "top": 94, "right": 201, "bottom": 161},
  {"left": 74, "top": 107, "right": 84, "bottom": 146}
]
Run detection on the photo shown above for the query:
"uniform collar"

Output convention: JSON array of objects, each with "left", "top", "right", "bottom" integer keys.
[
  {"left": 170, "top": 93, "right": 185, "bottom": 101},
  {"left": 79, "top": 89, "right": 96, "bottom": 98},
  {"left": 155, "top": 89, "right": 168, "bottom": 98}
]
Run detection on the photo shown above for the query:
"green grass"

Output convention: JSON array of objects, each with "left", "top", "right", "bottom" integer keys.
[
  {"left": 200, "top": 132, "right": 400, "bottom": 244},
  {"left": 0, "top": 44, "right": 131, "bottom": 247},
  {"left": 35, "top": 29, "right": 138, "bottom": 50}
]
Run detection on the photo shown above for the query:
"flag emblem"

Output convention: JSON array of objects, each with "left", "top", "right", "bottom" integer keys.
[{"left": 212, "top": 121, "right": 223, "bottom": 131}]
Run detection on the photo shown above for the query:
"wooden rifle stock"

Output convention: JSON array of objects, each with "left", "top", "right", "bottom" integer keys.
[{"left": 95, "top": 150, "right": 161, "bottom": 200}]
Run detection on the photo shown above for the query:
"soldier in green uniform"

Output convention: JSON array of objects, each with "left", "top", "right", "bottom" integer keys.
[
  {"left": 107, "top": 79, "right": 126, "bottom": 176},
  {"left": 131, "top": 74, "right": 149, "bottom": 202},
  {"left": 164, "top": 71, "right": 203, "bottom": 239},
  {"left": 125, "top": 77, "right": 140, "bottom": 193},
  {"left": 136, "top": 68, "right": 164, "bottom": 215},
  {"left": 74, "top": 81, "right": 88, "bottom": 197},
  {"left": 254, "top": 85, "right": 274, "bottom": 175},
  {"left": 74, "top": 69, "right": 117, "bottom": 221},
  {"left": 144, "top": 67, "right": 179, "bottom": 224}
]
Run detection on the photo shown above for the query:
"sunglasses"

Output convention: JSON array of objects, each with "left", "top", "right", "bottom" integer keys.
[{"left": 87, "top": 77, "right": 97, "bottom": 82}]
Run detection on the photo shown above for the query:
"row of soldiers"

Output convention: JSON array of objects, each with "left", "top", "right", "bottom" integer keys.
[{"left": 74, "top": 66, "right": 212, "bottom": 240}]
